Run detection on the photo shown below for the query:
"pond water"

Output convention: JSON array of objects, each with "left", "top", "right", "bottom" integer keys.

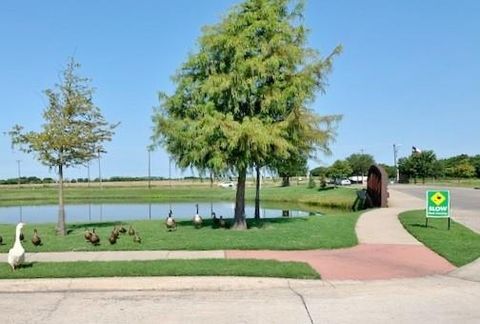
[{"left": 0, "top": 202, "right": 320, "bottom": 224}]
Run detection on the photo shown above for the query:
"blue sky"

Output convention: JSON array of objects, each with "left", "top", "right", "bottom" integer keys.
[{"left": 0, "top": 0, "right": 479, "bottom": 180}]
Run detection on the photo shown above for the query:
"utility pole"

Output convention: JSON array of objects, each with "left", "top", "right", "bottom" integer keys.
[
  {"left": 393, "top": 144, "right": 400, "bottom": 183},
  {"left": 169, "top": 157, "right": 172, "bottom": 187},
  {"left": 16, "top": 160, "right": 21, "bottom": 188},
  {"left": 87, "top": 162, "right": 91, "bottom": 188},
  {"left": 147, "top": 148, "right": 152, "bottom": 189},
  {"left": 98, "top": 149, "right": 102, "bottom": 189}
]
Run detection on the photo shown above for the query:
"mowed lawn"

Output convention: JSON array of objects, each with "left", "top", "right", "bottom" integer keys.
[
  {"left": 0, "top": 259, "right": 320, "bottom": 280},
  {"left": 399, "top": 210, "right": 480, "bottom": 266},
  {"left": 0, "top": 211, "right": 361, "bottom": 252}
]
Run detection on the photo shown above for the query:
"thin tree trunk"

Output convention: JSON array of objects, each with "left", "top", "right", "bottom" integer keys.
[
  {"left": 282, "top": 176, "right": 290, "bottom": 187},
  {"left": 57, "top": 164, "right": 66, "bottom": 235},
  {"left": 233, "top": 167, "right": 247, "bottom": 230},
  {"left": 254, "top": 165, "right": 260, "bottom": 220}
]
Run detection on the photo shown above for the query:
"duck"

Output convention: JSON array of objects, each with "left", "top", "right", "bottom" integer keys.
[
  {"left": 84, "top": 229, "right": 93, "bottom": 241},
  {"left": 165, "top": 210, "right": 176, "bottom": 231},
  {"left": 133, "top": 232, "right": 142, "bottom": 243},
  {"left": 193, "top": 204, "right": 203, "bottom": 228},
  {"left": 119, "top": 225, "right": 127, "bottom": 234},
  {"left": 219, "top": 216, "right": 226, "bottom": 228},
  {"left": 212, "top": 212, "right": 220, "bottom": 228},
  {"left": 128, "top": 225, "right": 135, "bottom": 236},
  {"left": 31, "top": 228, "right": 42, "bottom": 246},
  {"left": 8, "top": 222, "right": 26, "bottom": 271},
  {"left": 89, "top": 228, "right": 100, "bottom": 245},
  {"left": 112, "top": 226, "right": 120, "bottom": 239},
  {"left": 108, "top": 232, "right": 117, "bottom": 245}
]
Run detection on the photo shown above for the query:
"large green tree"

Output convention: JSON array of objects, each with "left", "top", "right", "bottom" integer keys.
[
  {"left": 10, "top": 58, "right": 117, "bottom": 235},
  {"left": 327, "top": 160, "right": 352, "bottom": 183},
  {"left": 398, "top": 150, "right": 438, "bottom": 184},
  {"left": 346, "top": 153, "right": 375, "bottom": 180},
  {"left": 152, "top": 0, "right": 341, "bottom": 229}
]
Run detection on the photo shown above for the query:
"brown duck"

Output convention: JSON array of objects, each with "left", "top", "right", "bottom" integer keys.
[
  {"left": 89, "top": 228, "right": 100, "bottom": 245},
  {"left": 31, "top": 228, "right": 42, "bottom": 246},
  {"left": 133, "top": 232, "right": 142, "bottom": 243},
  {"left": 108, "top": 232, "right": 117, "bottom": 245},
  {"left": 84, "top": 229, "right": 92, "bottom": 241},
  {"left": 119, "top": 225, "right": 127, "bottom": 234}
]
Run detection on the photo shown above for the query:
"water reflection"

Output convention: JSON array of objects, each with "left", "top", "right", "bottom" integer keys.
[{"left": 0, "top": 202, "right": 322, "bottom": 225}]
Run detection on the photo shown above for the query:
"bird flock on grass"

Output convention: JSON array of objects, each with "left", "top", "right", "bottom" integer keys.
[{"left": 3, "top": 205, "right": 230, "bottom": 270}]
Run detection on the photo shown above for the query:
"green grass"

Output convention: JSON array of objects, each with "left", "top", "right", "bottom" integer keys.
[
  {"left": 0, "top": 185, "right": 357, "bottom": 210},
  {"left": 0, "top": 212, "right": 361, "bottom": 252},
  {"left": 403, "top": 178, "right": 480, "bottom": 188},
  {"left": 399, "top": 210, "right": 480, "bottom": 266},
  {"left": 0, "top": 259, "right": 320, "bottom": 280}
]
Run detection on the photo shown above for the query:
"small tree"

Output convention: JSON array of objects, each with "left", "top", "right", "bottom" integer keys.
[
  {"left": 327, "top": 160, "right": 352, "bottom": 185},
  {"left": 10, "top": 58, "right": 117, "bottom": 235},
  {"left": 346, "top": 153, "right": 374, "bottom": 182}
]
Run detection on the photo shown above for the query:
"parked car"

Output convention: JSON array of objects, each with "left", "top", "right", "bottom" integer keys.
[
  {"left": 218, "top": 181, "right": 235, "bottom": 188},
  {"left": 335, "top": 178, "right": 351, "bottom": 186}
]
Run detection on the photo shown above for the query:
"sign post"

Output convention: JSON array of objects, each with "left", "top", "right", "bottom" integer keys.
[{"left": 426, "top": 190, "right": 451, "bottom": 230}]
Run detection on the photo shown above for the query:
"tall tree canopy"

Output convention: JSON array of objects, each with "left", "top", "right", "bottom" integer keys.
[
  {"left": 152, "top": 0, "right": 341, "bottom": 229},
  {"left": 10, "top": 58, "right": 118, "bottom": 235},
  {"left": 346, "top": 153, "right": 375, "bottom": 177}
]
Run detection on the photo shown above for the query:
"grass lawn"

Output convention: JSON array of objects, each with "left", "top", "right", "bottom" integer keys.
[
  {"left": 399, "top": 210, "right": 480, "bottom": 266},
  {"left": 0, "top": 259, "right": 320, "bottom": 280},
  {"left": 0, "top": 211, "right": 361, "bottom": 252},
  {"left": 0, "top": 185, "right": 357, "bottom": 210}
]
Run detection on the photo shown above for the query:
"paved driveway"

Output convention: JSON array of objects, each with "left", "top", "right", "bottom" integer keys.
[{"left": 391, "top": 184, "right": 480, "bottom": 232}]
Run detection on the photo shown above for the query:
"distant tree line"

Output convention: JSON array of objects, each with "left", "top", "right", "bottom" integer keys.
[
  {"left": 398, "top": 152, "right": 480, "bottom": 183},
  {"left": 0, "top": 176, "right": 169, "bottom": 185}
]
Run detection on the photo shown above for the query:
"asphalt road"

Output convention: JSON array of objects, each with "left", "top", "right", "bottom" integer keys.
[
  {"left": 391, "top": 184, "right": 480, "bottom": 211},
  {"left": 391, "top": 184, "right": 480, "bottom": 232},
  {"left": 0, "top": 276, "right": 479, "bottom": 324}
]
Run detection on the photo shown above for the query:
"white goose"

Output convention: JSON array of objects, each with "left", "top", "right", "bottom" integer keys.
[{"left": 8, "top": 222, "right": 26, "bottom": 271}]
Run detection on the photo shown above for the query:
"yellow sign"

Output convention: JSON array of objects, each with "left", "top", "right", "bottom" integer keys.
[{"left": 431, "top": 192, "right": 446, "bottom": 206}]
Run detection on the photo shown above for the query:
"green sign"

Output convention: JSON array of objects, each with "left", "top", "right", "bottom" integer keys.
[{"left": 426, "top": 190, "right": 451, "bottom": 218}]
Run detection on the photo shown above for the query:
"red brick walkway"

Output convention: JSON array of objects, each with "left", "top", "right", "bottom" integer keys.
[{"left": 226, "top": 244, "right": 455, "bottom": 280}]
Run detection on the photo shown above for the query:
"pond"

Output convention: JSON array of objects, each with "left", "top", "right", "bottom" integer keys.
[{"left": 0, "top": 202, "right": 321, "bottom": 224}]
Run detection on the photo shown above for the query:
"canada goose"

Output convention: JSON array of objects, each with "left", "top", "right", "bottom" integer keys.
[
  {"left": 119, "top": 225, "right": 127, "bottom": 234},
  {"left": 8, "top": 222, "right": 26, "bottom": 270},
  {"left": 84, "top": 229, "right": 92, "bottom": 241},
  {"left": 193, "top": 204, "right": 203, "bottom": 228},
  {"left": 89, "top": 228, "right": 100, "bottom": 245},
  {"left": 108, "top": 232, "right": 117, "bottom": 245},
  {"left": 19, "top": 231, "right": 24, "bottom": 242},
  {"left": 165, "top": 210, "right": 176, "bottom": 231},
  {"left": 128, "top": 225, "right": 135, "bottom": 236},
  {"left": 212, "top": 212, "right": 220, "bottom": 227},
  {"left": 32, "top": 228, "right": 42, "bottom": 246},
  {"left": 0, "top": 234, "right": 3, "bottom": 245},
  {"left": 219, "top": 216, "right": 226, "bottom": 228},
  {"left": 133, "top": 232, "right": 142, "bottom": 243}
]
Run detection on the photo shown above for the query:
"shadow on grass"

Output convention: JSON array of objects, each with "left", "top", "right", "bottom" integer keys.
[
  {"left": 318, "top": 187, "right": 335, "bottom": 192},
  {"left": 67, "top": 221, "right": 124, "bottom": 231}
]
